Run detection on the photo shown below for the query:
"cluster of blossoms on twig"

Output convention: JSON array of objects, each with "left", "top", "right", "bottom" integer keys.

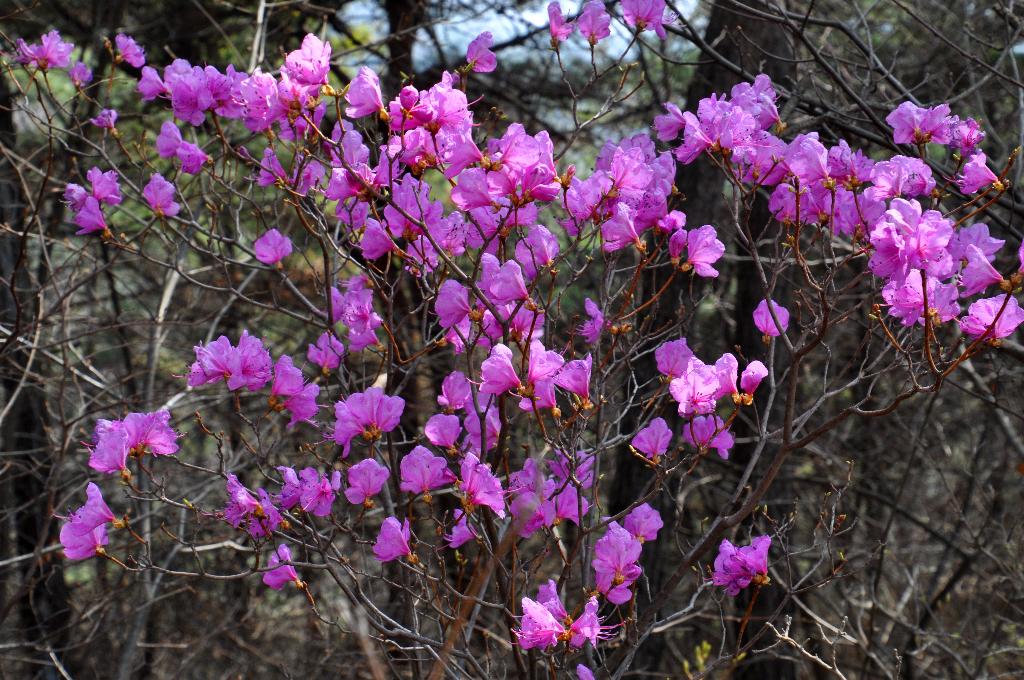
[{"left": 15, "top": 0, "right": 1018, "bottom": 673}]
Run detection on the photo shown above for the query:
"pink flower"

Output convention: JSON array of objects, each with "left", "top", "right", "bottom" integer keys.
[
  {"left": 959, "top": 295, "right": 1024, "bottom": 340},
  {"left": 753, "top": 299, "right": 790, "bottom": 337},
  {"left": 592, "top": 522, "right": 643, "bottom": 604},
  {"left": 254, "top": 228, "right": 293, "bottom": 265},
  {"left": 438, "top": 371, "right": 471, "bottom": 411},
  {"left": 345, "top": 66, "right": 385, "bottom": 119},
  {"left": 445, "top": 509, "right": 477, "bottom": 548},
  {"left": 668, "top": 362, "right": 720, "bottom": 417},
  {"left": 866, "top": 156, "right": 935, "bottom": 202},
  {"left": 957, "top": 152, "right": 999, "bottom": 194},
  {"left": 624, "top": 503, "right": 663, "bottom": 543},
  {"left": 176, "top": 142, "right": 208, "bottom": 175},
  {"left": 516, "top": 225, "right": 560, "bottom": 280},
  {"left": 59, "top": 483, "right": 117, "bottom": 560},
  {"left": 548, "top": 2, "right": 575, "bottom": 44},
  {"left": 881, "top": 270, "right": 959, "bottom": 327},
  {"left": 15, "top": 31, "right": 73, "bottom": 70},
  {"left": 279, "top": 467, "right": 340, "bottom": 516},
  {"left": 344, "top": 458, "right": 391, "bottom": 506},
  {"left": 332, "top": 387, "right": 405, "bottom": 455},
  {"left": 307, "top": 332, "right": 345, "bottom": 374},
  {"left": 740, "top": 360, "right": 768, "bottom": 394},
  {"left": 488, "top": 258, "right": 530, "bottom": 304},
  {"left": 868, "top": 198, "right": 953, "bottom": 281},
  {"left": 400, "top": 446, "right": 455, "bottom": 496},
  {"left": 435, "top": 280, "right": 470, "bottom": 328},
  {"left": 713, "top": 535, "right": 771, "bottom": 596},
  {"left": 466, "top": 32, "right": 496, "bottom": 73},
  {"left": 424, "top": 414, "right": 461, "bottom": 450},
  {"left": 224, "top": 474, "right": 282, "bottom": 539},
  {"left": 682, "top": 415, "right": 735, "bottom": 459},
  {"left": 464, "top": 404, "right": 501, "bottom": 454},
  {"left": 578, "top": 298, "right": 605, "bottom": 343},
  {"left": 270, "top": 355, "right": 320, "bottom": 427},
  {"left": 655, "top": 338, "right": 694, "bottom": 378},
  {"left": 622, "top": 0, "right": 668, "bottom": 38},
  {"left": 263, "top": 544, "right": 302, "bottom": 590},
  {"left": 373, "top": 516, "right": 412, "bottom": 562},
  {"left": 188, "top": 330, "right": 273, "bottom": 391},
  {"left": 554, "top": 355, "right": 592, "bottom": 403},
  {"left": 631, "top": 417, "right": 672, "bottom": 460},
  {"left": 155, "top": 121, "right": 182, "bottom": 158},
  {"left": 959, "top": 245, "right": 1003, "bottom": 297},
  {"left": 480, "top": 343, "right": 522, "bottom": 395},
  {"left": 114, "top": 33, "right": 145, "bottom": 67},
  {"left": 137, "top": 66, "right": 165, "bottom": 100},
  {"left": 143, "top": 173, "right": 179, "bottom": 217},
  {"left": 88, "top": 410, "right": 178, "bottom": 475},
  {"left": 69, "top": 61, "right": 92, "bottom": 88},
  {"left": 885, "top": 102, "right": 952, "bottom": 145},
  {"left": 601, "top": 203, "right": 642, "bottom": 252},
  {"left": 577, "top": 666, "right": 596, "bottom": 680},
  {"left": 459, "top": 453, "right": 506, "bottom": 517},
  {"left": 90, "top": 109, "right": 118, "bottom": 129},
  {"left": 284, "top": 34, "right": 331, "bottom": 86},
  {"left": 515, "top": 597, "right": 564, "bottom": 649},
  {"left": 578, "top": 1, "right": 611, "bottom": 45},
  {"left": 949, "top": 116, "right": 985, "bottom": 154},
  {"left": 654, "top": 102, "right": 685, "bottom": 141},
  {"left": 682, "top": 225, "right": 725, "bottom": 277}
]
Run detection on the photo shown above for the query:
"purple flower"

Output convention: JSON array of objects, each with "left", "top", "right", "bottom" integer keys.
[
  {"left": 59, "top": 483, "right": 117, "bottom": 560},
  {"left": 515, "top": 597, "right": 564, "bottom": 649},
  {"left": 885, "top": 102, "right": 952, "bottom": 145},
  {"left": 332, "top": 387, "right": 405, "bottom": 455},
  {"left": 15, "top": 31, "right": 73, "bottom": 70},
  {"left": 577, "top": 666, "right": 596, "bottom": 680},
  {"left": 88, "top": 410, "right": 178, "bottom": 475},
  {"left": 263, "top": 544, "right": 302, "bottom": 590},
  {"left": 480, "top": 343, "right": 522, "bottom": 395},
  {"left": 631, "top": 417, "right": 672, "bottom": 460},
  {"left": 622, "top": 0, "right": 668, "bottom": 39},
  {"left": 373, "top": 516, "right": 412, "bottom": 562},
  {"left": 548, "top": 2, "right": 575, "bottom": 44},
  {"left": 459, "top": 453, "right": 506, "bottom": 517},
  {"left": 949, "top": 116, "right": 985, "bottom": 154},
  {"left": 344, "top": 458, "right": 390, "bottom": 506},
  {"left": 307, "top": 332, "right": 345, "bottom": 374},
  {"left": 578, "top": 1, "right": 611, "bottom": 45},
  {"left": 959, "top": 245, "right": 1003, "bottom": 297},
  {"left": 578, "top": 298, "right": 605, "bottom": 344},
  {"left": 155, "top": 121, "right": 182, "bottom": 158},
  {"left": 868, "top": 198, "right": 953, "bottom": 281},
  {"left": 114, "top": 33, "right": 146, "bottom": 68},
  {"left": 301, "top": 469, "right": 342, "bottom": 516},
  {"left": 438, "top": 371, "right": 472, "bottom": 411},
  {"left": 592, "top": 522, "right": 643, "bottom": 604},
  {"left": 656, "top": 338, "right": 694, "bottom": 378},
  {"left": 345, "top": 66, "right": 385, "bottom": 119},
  {"left": 137, "top": 66, "right": 166, "bottom": 100},
  {"left": 959, "top": 295, "right": 1024, "bottom": 340},
  {"left": 624, "top": 503, "right": 663, "bottom": 543},
  {"left": 90, "top": 109, "right": 118, "bottom": 130},
  {"left": 654, "top": 102, "right": 685, "bottom": 141},
  {"left": 253, "top": 228, "right": 293, "bottom": 265},
  {"left": 516, "top": 225, "right": 560, "bottom": 280},
  {"left": 284, "top": 34, "right": 331, "bottom": 86},
  {"left": 143, "top": 173, "right": 179, "bottom": 217},
  {"left": 188, "top": 330, "right": 273, "bottom": 391},
  {"left": 866, "top": 156, "right": 935, "bottom": 202},
  {"left": 713, "top": 535, "right": 771, "bottom": 596},
  {"left": 881, "top": 270, "right": 959, "bottom": 326},
  {"left": 177, "top": 142, "right": 209, "bottom": 175},
  {"left": 601, "top": 203, "right": 642, "bottom": 252},
  {"left": 400, "top": 446, "right": 455, "bottom": 496},
  {"left": 69, "top": 61, "right": 92, "bottom": 88},
  {"left": 270, "top": 355, "right": 320, "bottom": 427},
  {"left": 445, "top": 509, "right": 477, "bottom": 548},
  {"left": 668, "top": 361, "right": 720, "bottom": 417},
  {"left": 554, "top": 355, "right": 592, "bottom": 403},
  {"left": 957, "top": 152, "right": 999, "bottom": 194},
  {"left": 681, "top": 225, "right": 725, "bottom": 277},
  {"left": 682, "top": 415, "right": 735, "bottom": 460},
  {"left": 424, "top": 413, "right": 461, "bottom": 450},
  {"left": 753, "top": 299, "right": 790, "bottom": 338},
  {"left": 435, "top": 279, "right": 470, "bottom": 328},
  {"left": 740, "top": 360, "right": 768, "bottom": 395},
  {"left": 466, "top": 32, "right": 496, "bottom": 73},
  {"left": 224, "top": 474, "right": 282, "bottom": 539}
]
